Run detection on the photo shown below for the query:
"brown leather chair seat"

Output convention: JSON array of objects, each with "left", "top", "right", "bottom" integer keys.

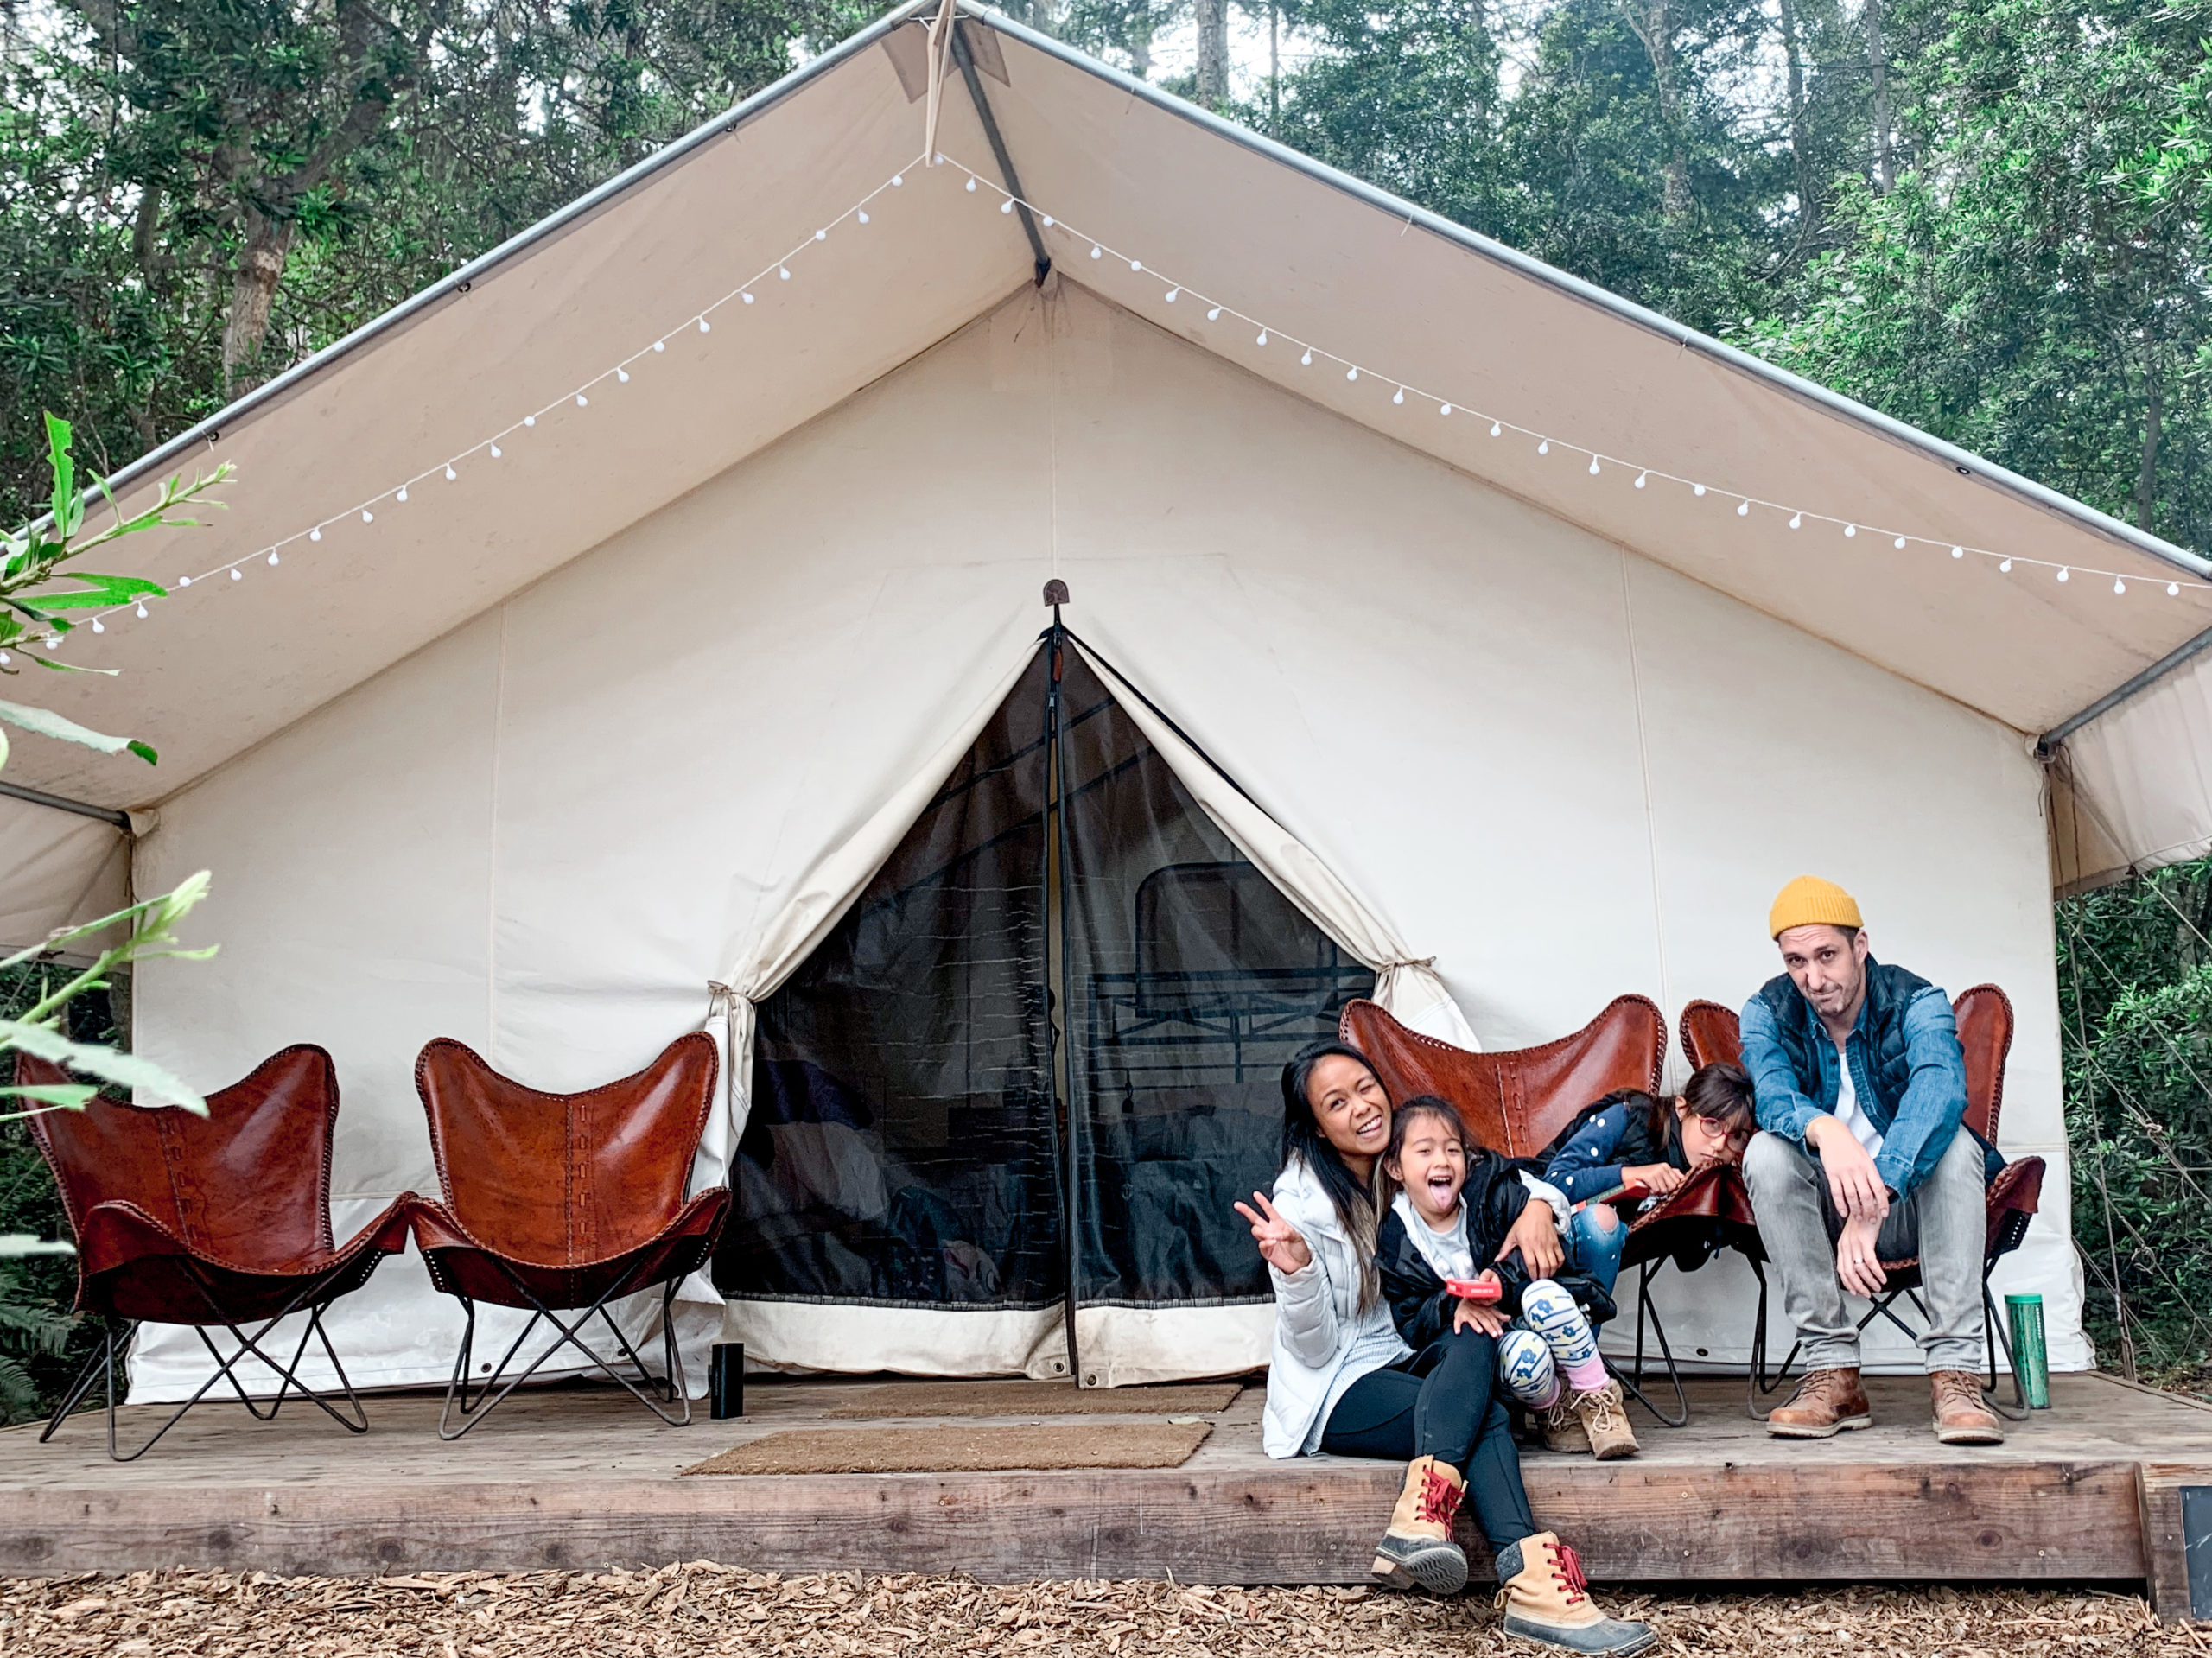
[
  {"left": 407, "top": 1031, "right": 729, "bottom": 1438},
  {"left": 20, "top": 1045, "right": 412, "bottom": 1460}
]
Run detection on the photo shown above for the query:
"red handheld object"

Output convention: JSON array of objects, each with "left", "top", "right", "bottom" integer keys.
[
  {"left": 1445, "top": 1275, "right": 1502, "bottom": 1303},
  {"left": 1571, "top": 1178, "right": 1651, "bottom": 1213}
]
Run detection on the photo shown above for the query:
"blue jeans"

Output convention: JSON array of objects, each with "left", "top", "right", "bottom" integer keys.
[{"left": 1566, "top": 1203, "right": 1625, "bottom": 1327}]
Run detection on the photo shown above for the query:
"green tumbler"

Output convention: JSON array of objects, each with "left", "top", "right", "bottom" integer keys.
[{"left": 2005, "top": 1293, "right": 2051, "bottom": 1409}]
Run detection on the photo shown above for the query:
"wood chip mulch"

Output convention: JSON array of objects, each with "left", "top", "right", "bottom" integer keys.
[{"left": 0, "top": 1566, "right": 2196, "bottom": 1655}]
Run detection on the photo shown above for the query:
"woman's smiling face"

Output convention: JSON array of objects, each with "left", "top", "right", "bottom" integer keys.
[{"left": 1305, "top": 1055, "right": 1392, "bottom": 1163}]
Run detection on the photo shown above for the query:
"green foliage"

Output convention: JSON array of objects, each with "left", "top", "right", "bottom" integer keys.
[
  {"left": 2059, "top": 861, "right": 2212, "bottom": 1386},
  {"left": 0, "top": 966, "right": 124, "bottom": 1426}
]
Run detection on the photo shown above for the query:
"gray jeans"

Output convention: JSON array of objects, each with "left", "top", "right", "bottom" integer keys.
[{"left": 1741, "top": 1128, "right": 1986, "bottom": 1373}]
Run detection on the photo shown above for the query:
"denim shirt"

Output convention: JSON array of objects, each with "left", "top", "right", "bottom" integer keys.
[{"left": 1738, "top": 983, "right": 1969, "bottom": 1200}]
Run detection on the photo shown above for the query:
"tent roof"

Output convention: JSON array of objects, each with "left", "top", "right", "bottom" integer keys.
[{"left": 16, "top": 0, "right": 2212, "bottom": 813}]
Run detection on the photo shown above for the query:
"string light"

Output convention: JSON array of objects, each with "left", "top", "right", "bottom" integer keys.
[
  {"left": 87, "top": 152, "right": 2204, "bottom": 650},
  {"left": 935, "top": 155, "right": 2207, "bottom": 605}
]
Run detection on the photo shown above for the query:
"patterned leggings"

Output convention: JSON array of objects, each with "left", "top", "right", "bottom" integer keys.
[{"left": 1497, "top": 1279, "right": 1601, "bottom": 1410}]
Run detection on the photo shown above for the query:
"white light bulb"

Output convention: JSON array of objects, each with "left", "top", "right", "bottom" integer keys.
[
  {"left": 1490, "top": 422, "right": 1502, "bottom": 437},
  {"left": 1394, "top": 388, "right": 1406, "bottom": 405},
  {"left": 1346, "top": 368, "right": 1359, "bottom": 383},
  {"left": 699, "top": 318, "right": 711, "bottom": 333},
  {"left": 491, "top": 443, "right": 502, "bottom": 457},
  {"left": 779, "top": 267, "right": 790, "bottom": 280},
  {"left": 1844, "top": 524, "right": 1857, "bottom": 537},
  {"left": 135, "top": 605, "right": 147, "bottom": 619},
  {"left": 1300, "top": 349, "right": 1313, "bottom": 366},
  {"left": 1090, "top": 245, "right": 1103, "bottom": 260},
  {"left": 966, "top": 177, "right": 977, "bottom": 192},
  {"left": 1001, "top": 200, "right": 1014, "bottom": 214},
  {"left": 268, "top": 552, "right": 279, "bottom": 566},
  {"left": 1789, "top": 513, "right": 1802, "bottom": 529},
  {"left": 1737, "top": 499, "right": 1750, "bottom": 516},
  {"left": 892, "top": 175, "right": 903, "bottom": 187},
  {"left": 397, "top": 486, "right": 408, "bottom": 502},
  {"left": 617, "top": 369, "right": 629, "bottom": 384},
  {"left": 1635, "top": 472, "right": 1647, "bottom": 489},
  {"left": 815, "top": 228, "right": 827, "bottom": 240},
  {"left": 1950, "top": 545, "right": 1963, "bottom": 558},
  {"left": 524, "top": 415, "right": 536, "bottom": 427},
  {"left": 1040, "top": 214, "right": 1052, "bottom": 226},
  {"left": 1256, "top": 329, "right": 1268, "bottom": 346},
  {"left": 575, "top": 393, "right": 587, "bottom": 407},
  {"left": 743, "top": 292, "right": 755, "bottom": 304},
  {"left": 1130, "top": 259, "right": 1142, "bottom": 271},
  {"left": 2171, "top": 582, "right": 2183, "bottom": 596},
  {"left": 1893, "top": 536, "right": 1906, "bottom": 549},
  {"left": 2114, "top": 578, "right": 2127, "bottom": 594},
  {"left": 2057, "top": 567, "right": 2070, "bottom": 582},
  {"left": 1999, "top": 558, "right": 2012, "bottom": 573},
  {"left": 857, "top": 209, "right": 869, "bottom": 225},
  {"left": 446, "top": 465, "right": 457, "bottom": 480},
  {"left": 179, "top": 575, "right": 192, "bottom": 587},
  {"left": 1208, "top": 307, "right": 1222, "bottom": 321},
  {"left": 91, "top": 618, "right": 103, "bottom": 632},
  {"left": 1165, "top": 288, "right": 1179, "bottom": 302},
  {"left": 1693, "top": 483, "right": 1706, "bottom": 497},
  {"left": 310, "top": 527, "right": 322, "bottom": 542},
  {"left": 361, "top": 509, "right": 373, "bottom": 524},
  {"left": 1589, "top": 457, "right": 1601, "bottom": 475},
  {"left": 1538, "top": 440, "right": 1550, "bottom": 455},
  {"left": 1440, "top": 404, "right": 1452, "bottom": 416},
  {"left": 653, "top": 340, "right": 665, "bottom": 352},
  {"left": 230, "top": 568, "right": 242, "bottom": 581}
]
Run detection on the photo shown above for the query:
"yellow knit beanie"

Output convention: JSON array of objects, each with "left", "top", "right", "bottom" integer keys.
[{"left": 1769, "top": 876, "right": 1864, "bottom": 939}]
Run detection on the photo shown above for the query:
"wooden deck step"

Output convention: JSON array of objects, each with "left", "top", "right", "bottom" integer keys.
[{"left": 2, "top": 1373, "right": 2206, "bottom": 1612}]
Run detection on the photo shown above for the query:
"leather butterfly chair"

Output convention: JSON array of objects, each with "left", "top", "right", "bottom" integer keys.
[
  {"left": 18, "top": 1045, "right": 412, "bottom": 1460},
  {"left": 1678, "top": 985, "right": 2045, "bottom": 1412},
  {"left": 408, "top": 1032, "right": 729, "bottom": 1438},
  {"left": 1335, "top": 996, "right": 1701, "bottom": 1423}
]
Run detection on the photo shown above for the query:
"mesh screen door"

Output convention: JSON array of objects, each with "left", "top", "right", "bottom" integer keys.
[{"left": 715, "top": 633, "right": 1373, "bottom": 1375}]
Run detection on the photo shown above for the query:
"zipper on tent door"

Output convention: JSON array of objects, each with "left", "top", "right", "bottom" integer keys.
[{"left": 1043, "top": 620, "right": 1084, "bottom": 1386}]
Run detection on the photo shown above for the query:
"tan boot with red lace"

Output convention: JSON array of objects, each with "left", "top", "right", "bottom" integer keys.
[
  {"left": 1494, "top": 1532, "right": 1656, "bottom": 1655},
  {"left": 1370, "top": 1454, "right": 1468, "bottom": 1594}
]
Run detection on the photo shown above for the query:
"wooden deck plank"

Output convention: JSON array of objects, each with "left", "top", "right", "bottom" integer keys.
[{"left": 0, "top": 1373, "right": 2199, "bottom": 1586}]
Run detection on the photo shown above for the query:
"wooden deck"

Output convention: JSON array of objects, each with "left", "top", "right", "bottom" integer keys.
[{"left": 3, "top": 1373, "right": 2208, "bottom": 1616}]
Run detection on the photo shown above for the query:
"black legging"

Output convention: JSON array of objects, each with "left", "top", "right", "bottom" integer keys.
[{"left": 1318, "top": 1325, "right": 1536, "bottom": 1553}]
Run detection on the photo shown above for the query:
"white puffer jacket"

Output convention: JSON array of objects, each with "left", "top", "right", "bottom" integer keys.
[{"left": 1261, "top": 1154, "right": 1410, "bottom": 1458}]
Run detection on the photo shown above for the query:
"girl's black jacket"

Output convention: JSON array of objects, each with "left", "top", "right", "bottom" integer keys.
[{"left": 1377, "top": 1147, "right": 1618, "bottom": 1359}]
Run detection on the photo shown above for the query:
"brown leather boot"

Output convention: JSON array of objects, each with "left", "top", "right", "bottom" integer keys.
[
  {"left": 1568, "top": 1380, "right": 1640, "bottom": 1460},
  {"left": 1764, "top": 1367, "right": 1872, "bottom": 1438},
  {"left": 1370, "top": 1454, "right": 1468, "bottom": 1594},
  {"left": 1931, "top": 1370, "right": 2005, "bottom": 1445},
  {"left": 1494, "top": 1532, "right": 1657, "bottom": 1655},
  {"left": 1540, "top": 1397, "right": 1590, "bottom": 1453}
]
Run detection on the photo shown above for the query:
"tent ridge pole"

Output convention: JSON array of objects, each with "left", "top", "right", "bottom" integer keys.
[
  {"left": 950, "top": 21, "right": 1052, "bottom": 285},
  {"left": 2040, "top": 619, "right": 2212, "bottom": 754},
  {"left": 0, "top": 779, "right": 131, "bottom": 831}
]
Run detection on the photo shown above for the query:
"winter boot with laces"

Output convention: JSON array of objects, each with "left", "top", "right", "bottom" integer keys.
[
  {"left": 1370, "top": 1454, "right": 1468, "bottom": 1594},
  {"left": 1568, "top": 1379, "right": 1639, "bottom": 1460},
  {"left": 1539, "top": 1397, "right": 1590, "bottom": 1453},
  {"left": 1495, "top": 1532, "right": 1656, "bottom": 1655}
]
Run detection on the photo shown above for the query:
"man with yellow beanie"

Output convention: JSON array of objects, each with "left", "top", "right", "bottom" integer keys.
[{"left": 1738, "top": 877, "right": 2006, "bottom": 1445}]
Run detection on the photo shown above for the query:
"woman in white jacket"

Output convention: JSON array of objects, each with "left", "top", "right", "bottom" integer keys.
[{"left": 1236, "top": 1041, "right": 1656, "bottom": 1657}]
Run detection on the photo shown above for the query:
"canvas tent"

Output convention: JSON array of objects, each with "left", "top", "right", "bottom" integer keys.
[{"left": 8, "top": 0, "right": 2209, "bottom": 1394}]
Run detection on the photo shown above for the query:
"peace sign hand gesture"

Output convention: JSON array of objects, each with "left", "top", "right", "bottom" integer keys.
[{"left": 1234, "top": 1191, "right": 1313, "bottom": 1274}]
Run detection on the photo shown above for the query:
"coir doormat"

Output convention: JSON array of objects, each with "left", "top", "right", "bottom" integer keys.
[
  {"left": 681, "top": 1421, "right": 1212, "bottom": 1476},
  {"left": 823, "top": 1380, "right": 1240, "bottom": 1419}
]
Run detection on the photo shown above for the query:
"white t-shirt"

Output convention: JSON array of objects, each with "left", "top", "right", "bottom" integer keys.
[
  {"left": 1393, "top": 1192, "right": 1478, "bottom": 1283},
  {"left": 1831, "top": 1045, "right": 1885, "bottom": 1157}
]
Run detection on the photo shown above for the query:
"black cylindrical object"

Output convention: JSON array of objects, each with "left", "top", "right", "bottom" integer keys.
[{"left": 709, "top": 1341, "right": 746, "bottom": 1420}]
